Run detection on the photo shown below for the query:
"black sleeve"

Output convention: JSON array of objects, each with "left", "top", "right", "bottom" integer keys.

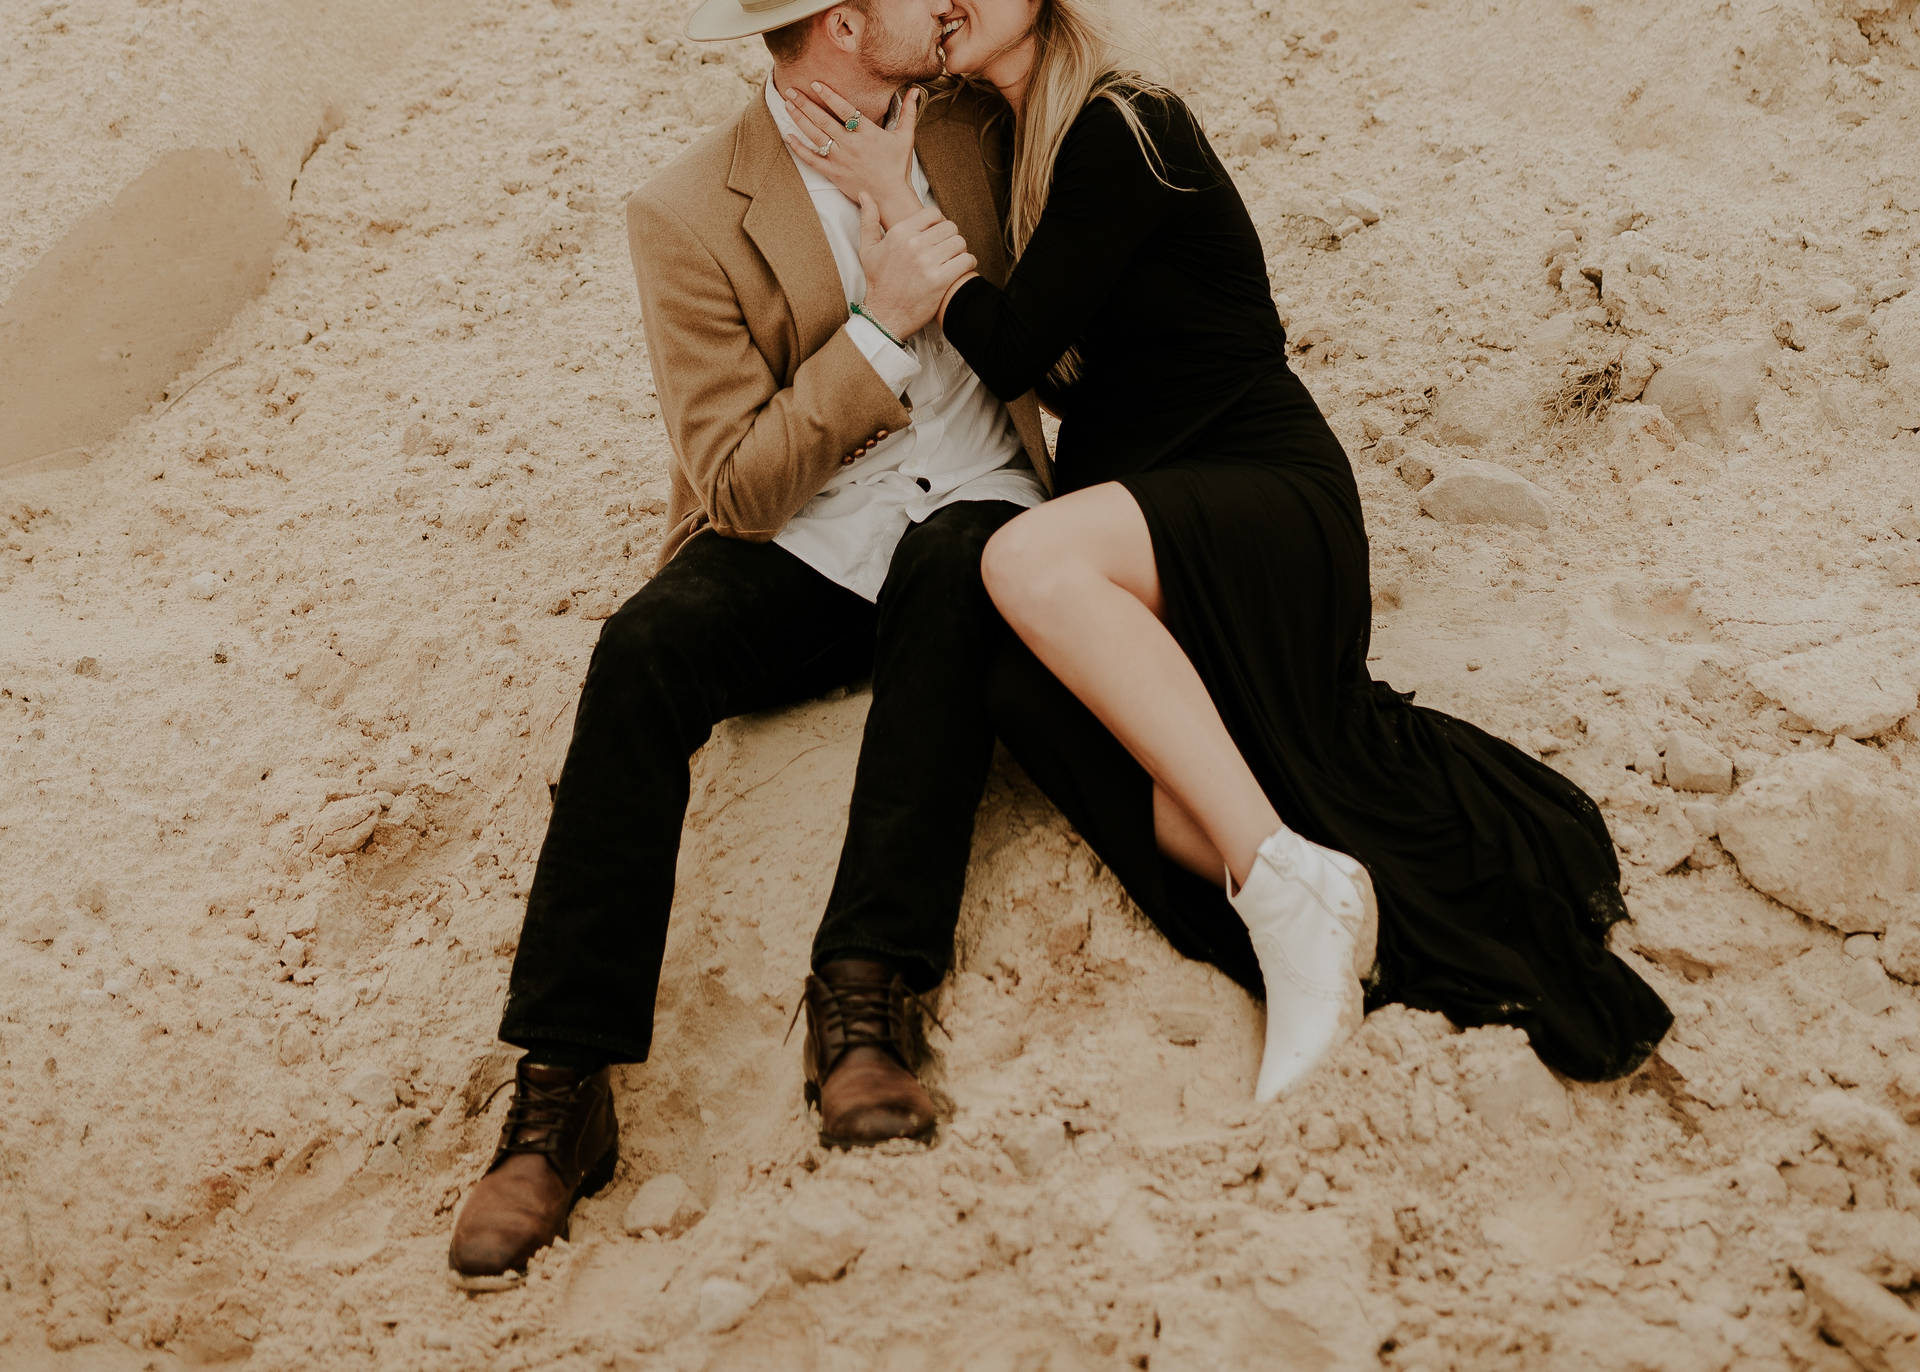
[{"left": 943, "top": 94, "right": 1198, "bottom": 400}]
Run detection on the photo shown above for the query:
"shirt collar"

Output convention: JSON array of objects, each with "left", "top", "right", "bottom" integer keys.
[{"left": 765, "top": 77, "right": 903, "bottom": 131}]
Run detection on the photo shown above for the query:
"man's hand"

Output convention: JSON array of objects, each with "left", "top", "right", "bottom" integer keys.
[{"left": 856, "top": 197, "right": 975, "bottom": 342}]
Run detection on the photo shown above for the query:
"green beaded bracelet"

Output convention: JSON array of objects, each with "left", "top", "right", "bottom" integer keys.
[{"left": 848, "top": 301, "right": 905, "bottom": 351}]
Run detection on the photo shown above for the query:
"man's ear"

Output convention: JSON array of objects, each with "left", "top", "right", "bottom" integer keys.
[{"left": 821, "top": 3, "right": 864, "bottom": 53}]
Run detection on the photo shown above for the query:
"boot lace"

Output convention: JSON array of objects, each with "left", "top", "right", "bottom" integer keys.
[
  {"left": 496, "top": 1073, "right": 583, "bottom": 1158},
  {"left": 784, "top": 978, "right": 949, "bottom": 1061}
]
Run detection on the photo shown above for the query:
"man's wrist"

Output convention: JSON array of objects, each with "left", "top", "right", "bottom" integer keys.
[
  {"left": 849, "top": 299, "right": 906, "bottom": 348},
  {"left": 877, "top": 185, "right": 924, "bottom": 230}
]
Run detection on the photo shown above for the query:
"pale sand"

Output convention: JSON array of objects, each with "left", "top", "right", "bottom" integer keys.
[{"left": 3, "top": 0, "right": 1920, "bottom": 1367}]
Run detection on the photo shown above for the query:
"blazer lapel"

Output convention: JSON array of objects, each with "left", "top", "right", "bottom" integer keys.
[
  {"left": 917, "top": 109, "right": 1009, "bottom": 288},
  {"left": 730, "top": 98, "right": 847, "bottom": 361}
]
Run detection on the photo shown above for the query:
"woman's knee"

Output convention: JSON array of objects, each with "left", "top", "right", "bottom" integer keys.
[{"left": 982, "top": 511, "right": 1086, "bottom": 625}]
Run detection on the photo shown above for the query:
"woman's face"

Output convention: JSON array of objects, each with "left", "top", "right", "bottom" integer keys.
[{"left": 937, "top": 0, "right": 1042, "bottom": 77}]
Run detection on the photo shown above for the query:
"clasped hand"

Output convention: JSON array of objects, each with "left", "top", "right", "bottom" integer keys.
[{"left": 856, "top": 198, "right": 974, "bottom": 343}]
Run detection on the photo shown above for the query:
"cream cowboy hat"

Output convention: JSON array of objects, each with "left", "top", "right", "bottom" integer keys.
[{"left": 686, "top": 0, "right": 843, "bottom": 42}]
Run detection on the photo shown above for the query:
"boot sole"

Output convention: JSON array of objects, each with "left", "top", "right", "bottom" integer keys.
[{"left": 447, "top": 1143, "right": 620, "bottom": 1293}]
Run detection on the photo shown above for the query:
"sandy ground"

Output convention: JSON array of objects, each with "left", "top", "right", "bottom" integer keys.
[{"left": 3, "top": 0, "right": 1920, "bottom": 1367}]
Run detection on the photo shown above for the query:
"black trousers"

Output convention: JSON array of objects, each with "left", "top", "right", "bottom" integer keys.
[{"left": 498, "top": 500, "right": 1024, "bottom": 1064}]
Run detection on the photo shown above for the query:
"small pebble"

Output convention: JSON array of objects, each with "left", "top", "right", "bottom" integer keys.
[
  {"left": 1808, "top": 280, "right": 1855, "bottom": 313},
  {"left": 188, "top": 571, "right": 223, "bottom": 600},
  {"left": 1843, "top": 933, "right": 1880, "bottom": 960},
  {"left": 345, "top": 1067, "right": 398, "bottom": 1108},
  {"left": 1340, "top": 190, "right": 1383, "bottom": 225},
  {"left": 696, "top": 1278, "right": 757, "bottom": 1335}
]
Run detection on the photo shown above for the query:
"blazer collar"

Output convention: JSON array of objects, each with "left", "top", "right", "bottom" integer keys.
[
  {"left": 730, "top": 97, "right": 846, "bottom": 356},
  {"left": 727, "top": 91, "right": 1012, "bottom": 348},
  {"left": 915, "top": 104, "right": 1009, "bottom": 288}
]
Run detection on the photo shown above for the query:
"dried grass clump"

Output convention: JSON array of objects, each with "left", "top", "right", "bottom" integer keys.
[{"left": 1546, "top": 354, "right": 1624, "bottom": 424}]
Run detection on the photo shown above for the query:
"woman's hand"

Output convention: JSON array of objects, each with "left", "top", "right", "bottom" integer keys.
[
  {"left": 858, "top": 196, "right": 975, "bottom": 342},
  {"left": 783, "top": 82, "right": 925, "bottom": 229}
]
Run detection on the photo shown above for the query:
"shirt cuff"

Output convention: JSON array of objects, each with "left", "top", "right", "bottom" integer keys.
[{"left": 846, "top": 316, "right": 921, "bottom": 398}]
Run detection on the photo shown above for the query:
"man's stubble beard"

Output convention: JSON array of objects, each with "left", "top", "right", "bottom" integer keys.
[{"left": 858, "top": 15, "right": 944, "bottom": 84}]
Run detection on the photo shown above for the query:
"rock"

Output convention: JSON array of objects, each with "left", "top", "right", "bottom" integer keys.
[
  {"left": 1745, "top": 631, "right": 1920, "bottom": 738},
  {"left": 1641, "top": 340, "right": 1774, "bottom": 444},
  {"left": 1397, "top": 452, "right": 1434, "bottom": 489},
  {"left": 695, "top": 1277, "right": 758, "bottom": 1334},
  {"left": 1663, "top": 733, "right": 1734, "bottom": 794},
  {"left": 1461, "top": 1053, "right": 1570, "bottom": 1132},
  {"left": 1418, "top": 459, "right": 1552, "bottom": 528},
  {"left": 1781, "top": 1161, "right": 1854, "bottom": 1207},
  {"left": 1844, "top": 956, "right": 1896, "bottom": 1016},
  {"left": 379, "top": 793, "right": 421, "bottom": 830},
  {"left": 1003, "top": 1116, "right": 1068, "bottom": 1178},
  {"left": 1294, "top": 1170, "right": 1332, "bottom": 1206},
  {"left": 1807, "top": 1090, "right": 1907, "bottom": 1160},
  {"left": 1427, "top": 375, "right": 1531, "bottom": 447},
  {"left": 1619, "top": 343, "right": 1656, "bottom": 401},
  {"left": 1339, "top": 190, "right": 1383, "bottom": 225},
  {"left": 277, "top": 934, "right": 308, "bottom": 971},
  {"left": 188, "top": 571, "right": 223, "bottom": 599},
  {"left": 1717, "top": 750, "right": 1920, "bottom": 934},
  {"left": 1846, "top": 933, "right": 1882, "bottom": 960},
  {"left": 71, "top": 656, "right": 100, "bottom": 678},
  {"left": 1333, "top": 215, "right": 1365, "bottom": 240},
  {"left": 778, "top": 1196, "right": 867, "bottom": 1283},
  {"left": 1885, "top": 924, "right": 1920, "bottom": 984},
  {"left": 1302, "top": 1114, "right": 1342, "bottom": 1152},
  {"left": 1878, "top": 293, "right": 1920, "bottom": 419},
  {"left": 1632, "top": 803, "right": 1697, "bottom": 873},
  {"left": 1793, "top": 1257, "right": 1920, "bottom": 1372},
  {"left": 345, "top": 1067, "right": 396, "bottom": 1109},
  {"left": 1231, "top": 116, "right": 1281, "bottom": 156},
  {"left": 1810, "top": 280, "right": 1858, "bottom": 313},
  {"left": 622, "top": 1173, "right": 703, "bottom": 1238},
  {"left": 1681, "top": 800, "right": 1719, "bottom": 836},
  {"left": 307, "top": 795, "right": 382, "bottom": 856}
]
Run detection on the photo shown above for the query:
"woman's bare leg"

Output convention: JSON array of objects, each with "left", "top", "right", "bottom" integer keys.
[{"left": 982, "top": 483, "right": 1279, "bottom": 888}]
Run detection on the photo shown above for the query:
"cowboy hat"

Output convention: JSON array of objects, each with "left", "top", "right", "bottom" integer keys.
[{"left": 686, "top": 0, "right": 845, "bottom": 42}]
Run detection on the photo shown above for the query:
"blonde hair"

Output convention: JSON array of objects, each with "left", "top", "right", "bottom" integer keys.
[{"left": 949, "top": 0, "right": 1176, "bottom": 387}]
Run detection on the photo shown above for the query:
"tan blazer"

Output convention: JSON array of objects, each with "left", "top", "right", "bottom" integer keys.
[{"left": 626, "top": 89, "right": 1052, "bottom": 570}]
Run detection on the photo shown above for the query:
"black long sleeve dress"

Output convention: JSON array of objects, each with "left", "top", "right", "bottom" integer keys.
[{"left": 944, "top": 90, "right": 1671, "bottom": 1082}]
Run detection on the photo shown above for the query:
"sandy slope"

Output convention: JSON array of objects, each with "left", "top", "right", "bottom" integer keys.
[{"left": 2, "top": 0, "right": 1919, "bottom": 1366}]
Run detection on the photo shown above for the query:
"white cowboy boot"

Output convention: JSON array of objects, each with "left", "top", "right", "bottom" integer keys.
[{"left": 1227, "top": 827, "right": 1379, "bottom": 1103}]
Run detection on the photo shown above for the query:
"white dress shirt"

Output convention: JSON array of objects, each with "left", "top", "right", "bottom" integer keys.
[{"left": 764, "top": 80, "right": 1046, "bottom": 601}]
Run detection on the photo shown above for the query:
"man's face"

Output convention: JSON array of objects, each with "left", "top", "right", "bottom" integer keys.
[{"left": 850, "top": 0, "right": 946, "bottom": 83}]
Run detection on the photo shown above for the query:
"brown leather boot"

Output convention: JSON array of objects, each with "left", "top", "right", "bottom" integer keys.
[
  {"left": 447, "top": 1061, "right": 618, "bottom": 1289},
  {"left": 802, "top": 959, "right": 938, "bottom": 1148}
]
